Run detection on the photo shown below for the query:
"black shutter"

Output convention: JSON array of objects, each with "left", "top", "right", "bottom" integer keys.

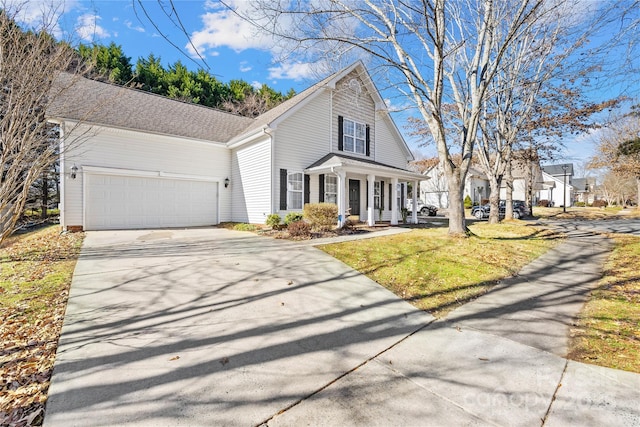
[
  {"left": 388, "top": 183, "right": 392, "bottom": 210},
  {"left": 304, "top": 174, "right": 310, "bottom": 205},
  {"left": 319, "top": 174, "right": 325, "bottom": 202},
  {"left": 338, "top": 115, "right": 344, "bottom": 151},
  {"left": 366, "top": 124, "right": 371, "bottom": 156},
  {"left": 401, "top": 183, "right": 405, "bottom": 209},
  {"left": 280, "top": 169, "right": 287, "bottom": 210},
  {"left": 381, "top": 181, "right": 385, "bottom": 210}
]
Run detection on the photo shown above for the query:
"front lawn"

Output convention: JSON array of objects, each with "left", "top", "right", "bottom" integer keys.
[
  {"left": 568, "top": 234, "right": 640, "bottom": 373},
  {"left": 320, "top": 222, "right": 560, "bottom": 317},
  {"left": 0, "top": 226, "right": 84, "bottom": 426}
]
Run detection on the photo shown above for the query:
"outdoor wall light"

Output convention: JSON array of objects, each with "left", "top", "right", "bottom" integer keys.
[
  {"left": 71, "top": 164, "right": 78, "bottom": 179},
  {"left": 224, "top": 177, "right": 230, "bottom": 188}
]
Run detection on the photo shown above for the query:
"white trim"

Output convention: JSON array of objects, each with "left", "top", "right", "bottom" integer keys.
[
  {"left": 227, "top": 126, "right": 269, "bottom": 149},
  {"left": 82, "top": 168, "right": 221, "bottom": 230},
  {"left": 287, "top": 171, "right": 304, "bottom": 211},
  {"left": 58, "top": 123, "right": 66, "bottom": 230},
  {"left": 81, "top": 165, "right": 222, "bottom": 182}
]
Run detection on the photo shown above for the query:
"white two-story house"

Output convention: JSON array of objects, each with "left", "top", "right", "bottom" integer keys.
[{"left": 48, "top": 61, "right": 424, "bottom": 231}]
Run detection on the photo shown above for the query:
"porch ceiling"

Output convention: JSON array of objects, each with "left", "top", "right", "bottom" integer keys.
[{"left": 304, "top": 153, "right": 425, "bottom": 181}]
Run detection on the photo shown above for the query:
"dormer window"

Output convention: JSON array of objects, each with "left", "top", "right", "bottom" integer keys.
[{"left": 338, "top": 115, "right": 370, "bottom": 156}]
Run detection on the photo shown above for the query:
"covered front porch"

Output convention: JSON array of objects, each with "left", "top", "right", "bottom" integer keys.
[{"left": 305, "top": 154, "right": 426, "bottom": 227}]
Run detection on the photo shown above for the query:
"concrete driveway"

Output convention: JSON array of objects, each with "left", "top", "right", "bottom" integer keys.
[
  {"left": 44, "top": 225, "right": 640, "bottom": 426},
  {"left": 44, "top": 228, "right": 433, "bottom": 426}
]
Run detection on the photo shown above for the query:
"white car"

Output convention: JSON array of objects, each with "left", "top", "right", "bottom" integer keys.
[{"left": 406, "top": 200, "right": 438, "bottom": 216}]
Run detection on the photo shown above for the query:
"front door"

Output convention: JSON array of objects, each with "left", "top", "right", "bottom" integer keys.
[{"left": 349, "top": 179, "right": 360, "bottom": 215}]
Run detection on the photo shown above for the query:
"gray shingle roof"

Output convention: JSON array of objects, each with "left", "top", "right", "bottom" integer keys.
[
  {"left": 541, "top": 164, "right": 574, "bottom": 177},
  {"left": 47, "top": 73, "right": 254, "bottom": 143}
]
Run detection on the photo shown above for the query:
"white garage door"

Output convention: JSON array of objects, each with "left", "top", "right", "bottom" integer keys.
[{"left": 85, "top": 174, "right": 218, "bottom": 230}]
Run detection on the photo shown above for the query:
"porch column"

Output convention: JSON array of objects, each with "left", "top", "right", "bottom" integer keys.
[
  {"left": 336, "top": 171, "right": 347, "bottom": 227},
  {"left": 367, "top": 174, "right": 375, "bottom": 226},
  {"left": 391, "top": 177, "right": 398, "bottom": 225},
  {"left": 412, "top": 180, "right": 419, "bottom": 224}
]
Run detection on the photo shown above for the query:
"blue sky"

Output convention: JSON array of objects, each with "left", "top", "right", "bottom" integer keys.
[{"left": 9, "top": 0, "right": 639, "bottom": 174}]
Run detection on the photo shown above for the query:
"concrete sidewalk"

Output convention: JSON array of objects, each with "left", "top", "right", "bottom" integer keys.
[
  {"left": 266, "top": 230, "right": 640, "bottom": 426},
  {"left": 44, "top": 226, "right": 640, "bottom": 426}
]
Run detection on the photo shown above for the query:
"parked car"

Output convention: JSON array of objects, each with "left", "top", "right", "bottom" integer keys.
[
  {"left": 406, "top": 200, "right": 438, "bottom": 216},
  {"left": 472, "top": 201, "right": 525, "bottom": 220}
]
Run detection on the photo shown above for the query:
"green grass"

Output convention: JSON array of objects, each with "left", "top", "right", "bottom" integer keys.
[
  {"left": 568, "top": 234, "right": 640, "bottom": 373},
  {"left": 320, "top": 222, "right": 560, "bottom": 317},
  {"left": 0, "top": 226, "right": 84, "bottom": 425}
]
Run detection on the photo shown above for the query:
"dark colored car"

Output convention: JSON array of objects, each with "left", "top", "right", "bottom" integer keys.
[{"left": 472, "top": 201, "right": 526, "bottom": 220}]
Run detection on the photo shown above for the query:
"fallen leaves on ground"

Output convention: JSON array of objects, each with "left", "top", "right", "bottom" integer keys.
[{"left": 0, "top": 226, "right": 84, "bottom": 426}]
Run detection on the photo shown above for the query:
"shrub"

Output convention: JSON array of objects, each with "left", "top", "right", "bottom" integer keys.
[
  {"left": 284, "top": 211, "right": 304, "bottom": 225},
  {"left": 233, "top": 223, "right": 257, "bottom": 232},
  {"left": 593, "top": 199, "right": 608, "bottom": 208},
  {"left": 303, "top": 203, "right": 338, "bottom": 231},
  {"left": 538, "top": 200, "right": 550, "bottom": 207},
  {"left": 265, "top": 213, "right": 281, "bottom": 228},
  {"left": 287, "top": 220, "right": 311, "bottom": 238},
  {"left": 464, "top": 195, "right": 473, "bottom": 209},
  {"left": 575, "top": 202, "right": 586, "bottom": 207}
]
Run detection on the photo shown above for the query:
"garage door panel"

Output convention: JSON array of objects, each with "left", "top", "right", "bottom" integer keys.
[{"left": 85, "top": 174, "right": 218, "bottom": 230}]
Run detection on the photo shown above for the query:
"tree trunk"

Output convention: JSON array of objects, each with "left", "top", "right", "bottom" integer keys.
[
  {"left": 488, "top": 176, "right": 502, "bottom": 224},
  {"left": 447, "top": 172, "right": 466, "bottom": 236},
  {"left": 40, "top": 171, "right": 49, "bottom": 219},
  {"left": 504, "top": 162, "right": 514, "bottom": 220}
]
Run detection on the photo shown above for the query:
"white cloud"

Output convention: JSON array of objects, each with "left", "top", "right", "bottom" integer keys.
[
  {"left": 124, "top": 20, "right": 145, "bottom": 33},
  {"left": 251, "top": 81, "right": 263, "bottom": 90},
  {"left": 268, "top": 62, "right": 315, "bottom": 81},
  {"left": 239, "top": 62, "right": 252, "bottom": 72},
  {"left": 3, "top": 0, "right": 78, "bottom": 38},
  {"left": 187, "top": 1, "right": 273, "bottom": 57},
  {"left": 76, "top": 13, "right": 110, "bottom": 41}
]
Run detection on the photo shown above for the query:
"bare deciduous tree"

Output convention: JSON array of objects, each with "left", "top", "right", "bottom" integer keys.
[
  {"left": 234, "top": 0, "right": 552, "bottom": 236},
  {"left": 0, "top": 5, "right": 81, "bottom": 242},
  {"left": 590, "top": 113, "right": 640, "bottom": 208}
]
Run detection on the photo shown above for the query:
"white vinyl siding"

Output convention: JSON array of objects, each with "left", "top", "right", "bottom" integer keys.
[
  {"left": 332, "top": 71, "right": 375, "bottom": 157},
  {"left": 231, "top": 136, "right": 272, "bottom": 223},
  {"left": 62, "top": 123, "right": 230, "bottom": 229},
  {"left": 273, "top": 91, "right": 331, "bottom": 213},
  {"left": 375, "top": 114, "right": 411, "bottom": 169}
]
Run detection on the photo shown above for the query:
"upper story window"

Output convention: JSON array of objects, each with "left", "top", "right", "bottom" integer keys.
[{"left": 343, "top": 118, "right": 366, "bottom": 154}]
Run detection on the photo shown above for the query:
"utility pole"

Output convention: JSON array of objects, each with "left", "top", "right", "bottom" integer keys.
[{"left": 562, "top": 164, "right": 568, "bottom": 213}]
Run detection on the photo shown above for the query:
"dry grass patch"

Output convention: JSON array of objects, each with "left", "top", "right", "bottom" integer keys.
[
  {"left": 320, "top": 222, "right": 560, "bottom": 317},
  {"left": 533, "top": 206, "right": 635, "bottom": 220},
  {"left": 568, "top": 234, "right": 640, "bottom": 373},
  {"left": 0, "top": 226, "right": 84, "bottom": 426}
]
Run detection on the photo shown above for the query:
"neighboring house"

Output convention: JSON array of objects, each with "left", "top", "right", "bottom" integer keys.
[
  {"left": 418, "top": 155, "right": 540, "bottom": 208},
  {"left": 572, "top": 177, "right": 597, "bottom": 205},
  {"left": 47, "top": 61, "right": 424, "bottom": 231},
  {"left": 499, "top": 157, "right": 544, "bottom": 205},
  {"left": 539, "top": 164, "right": 575, "bottom": 207}
]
